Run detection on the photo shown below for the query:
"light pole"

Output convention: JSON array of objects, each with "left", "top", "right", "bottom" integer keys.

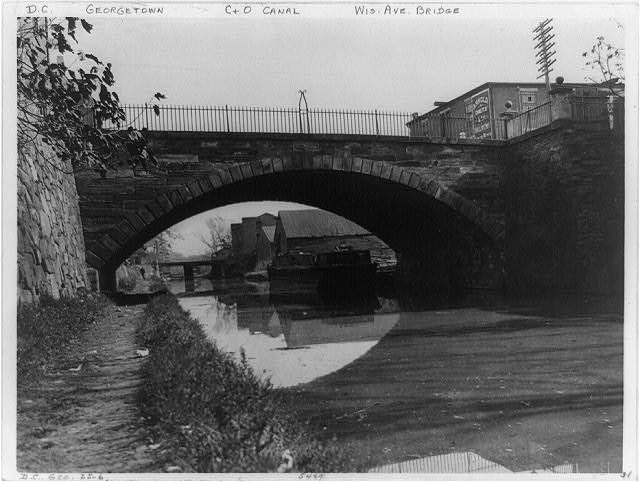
[{"left": 298, "top": 89, "right": 310, "bottom": 134}]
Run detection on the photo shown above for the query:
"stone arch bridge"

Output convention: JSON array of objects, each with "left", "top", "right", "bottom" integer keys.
[{"left": 74, "top": 125, "right": 623, "bottom": 295}]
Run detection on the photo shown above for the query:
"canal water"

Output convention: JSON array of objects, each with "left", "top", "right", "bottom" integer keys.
[
  {"left": 166, "top": 277, "right": 623, "bottom": 473},
  {"left": 169, "top": 277, "right": 402, "bottom": 387}
]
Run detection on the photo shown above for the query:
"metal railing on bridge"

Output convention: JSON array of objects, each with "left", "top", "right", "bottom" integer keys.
[
  {"left": 100, "top": 104, "right": 414, "bottom": 136},
  {"left": 408, "top": 94, "right": 623, "bottom": 142},
  {"left": 506, "top": 101, "right": 553, "bottom": 138}
]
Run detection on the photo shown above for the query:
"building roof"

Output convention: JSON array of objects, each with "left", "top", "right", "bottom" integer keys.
[
  {"left": 257, "top": 212, "right": 277, "bottom": 226},
  {"left": 278, "top": 209, "right": 369, "bottom": 239},
  {"left": 262, "top": 225, "right": 276, "bottom": 243},
  {"left": 410, "top": 81, "right": 607, "bottom": 123}
]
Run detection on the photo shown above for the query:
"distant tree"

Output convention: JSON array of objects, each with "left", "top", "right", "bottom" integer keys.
[
  {"left": 17, "top": 17, "right": 165, "bottom": 175},
  {"left": 150, "top": 229, "right": 182, "bottom": 274},
  {"left": 197, "top": 215, "right": 231, "bottom": 259},
  {"left": 583, "top": 23, "right": 624, "bottom": 98}
]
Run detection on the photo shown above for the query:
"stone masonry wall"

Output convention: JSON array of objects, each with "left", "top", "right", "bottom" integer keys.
[
  {"left": 504, "top": 122, "right": 624, "bottom": 294},
  {"left": 17, "top": 138, "right": 88, "bottom": 303},
  {"left": 75, "top": 133, "right": 506, "bottom": 251}
]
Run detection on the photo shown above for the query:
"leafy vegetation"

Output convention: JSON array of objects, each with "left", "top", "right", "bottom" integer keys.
[
  {"left": 147, "top": 274, "right": 166, "bottom": 293},
  {"left": 583, "top": 21, "right": 625, "bottom": 97},
  {"left": 17, "top": 17, "right": 164, "bottom": 175},
  {"left": 137, "top": 295, "right": 359, "bottom": 472},
  {"left": 17, "top": 293, "right": 109, "bottom": 383},
  {"left": 196, "top": 215, "right": 232, "bottom": 259},
  {"left": 117, "top": 271, "right": 138, "bottom": 292}
]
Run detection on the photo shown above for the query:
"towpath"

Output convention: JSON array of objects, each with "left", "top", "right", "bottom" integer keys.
[{"left": 17, "top": 304, "right": 155, "bottom": 473}]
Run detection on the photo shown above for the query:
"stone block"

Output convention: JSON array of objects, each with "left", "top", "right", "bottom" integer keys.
[
  {"left": 176, "top": 185, "right": 191, "bottom": 203},
  {"left": 88, "top": 242, "right": 111, "bottom": 265},
  {"left": 282, "top": 156, "right": 293, "bottom": 171},
  {"left": 85, "top": 250, "right": 106, "bottom": 269},
  {"left": 167, "top": 189, "right": 184, "bottom": 208},
  {"left": 389, "top": 166, "right": 402, "bottom": 183},
  {"left": 250, "top": 160, "right": 264, "bottom": 176},
  {"left": 291, "top": 152, "right": 303, "bottom": 170},
  {"left": 108, "top": 226, "right": 129, "bottom": 246},
  {"left": 302, "top": 152, "right": 313, "bottom": 170},
  {"left": 424, "top": 180, "right": 441, "bottom": 197},
  {"left": 187, "top": 180, "right": 203, "bottom": 197},
  {"left": 380, "top": 163, "right": 393, "bottom": 179},
  {"left": 263, "top": 158, "right": 275, "bottom": 173},
  {"left": 101, "top": 234, "right": 122, "bottom": 253},
  {"left": 218, "top": 168, "right": 233, "bottom": 185},
  {"left": 370, "top": 161, "right": 383, "bottom": 177},
  {"left": 136, "top": 206, "right": 155, "bottom": 225},
  {"left": 352, "top": 157, "right": 363, "bottom": 173},
  {"left": 117, "top": 219, "right": 138, "bottom": 238},
  {"left": 124, "top": 212, "right": 147, "bottom": 231},
  {"left": 240, "top": 163, "right": 253, "bottom": 180},
  {"left": 145, "top": 199, "right": 165, "bottom": 219}
]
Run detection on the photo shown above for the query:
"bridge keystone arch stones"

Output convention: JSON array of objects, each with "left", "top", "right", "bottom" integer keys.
[{"left": 76, "top": 132, "right": 508, "bottom": 293}]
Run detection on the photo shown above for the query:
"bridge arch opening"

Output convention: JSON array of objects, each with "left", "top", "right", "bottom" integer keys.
[
  {"left": 84, "top": 161, "right": 503, "bottom": 293},
  {"left": 114, "top": 200, "right": 398, "bottom": 295}
]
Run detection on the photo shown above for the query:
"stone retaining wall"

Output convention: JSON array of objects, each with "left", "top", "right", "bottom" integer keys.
[{"left": 17, "top": 139, "right": 88, "bottom": 303}]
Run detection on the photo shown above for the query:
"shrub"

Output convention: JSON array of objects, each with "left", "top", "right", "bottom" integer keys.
[
  {"left": 118, "top": 273, "right": 137, "bottom": 292},
  {"left": 148, "top": 274, "right": 165, "bottom": 293},
  {"left": 17, "top": 293, "right": 109, "bottom": 384},
  {"left": 137, "top": 294, "right": 358, "bottom": 473}
]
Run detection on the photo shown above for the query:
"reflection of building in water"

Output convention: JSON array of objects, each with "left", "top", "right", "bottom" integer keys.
[
  {"left": 234, "top": 291, "right": 282, "bottom": 337},
  {"left": 200, "top": 298, "right": 238, "bottom": 338},
  {"left": 278, "top": 312, "right": 399, "bottom": 348},
  {"left": 236, "top": 306, "right": 282, "bottom": 338}
]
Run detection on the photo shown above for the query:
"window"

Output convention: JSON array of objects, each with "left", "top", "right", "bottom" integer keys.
[{"left": 519, "top": 88, "right": 537, "bottom": 108}]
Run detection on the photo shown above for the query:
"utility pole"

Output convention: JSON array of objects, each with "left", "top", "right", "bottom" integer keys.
[{"left": 533, "top": 18, "right": 557, "bottom": 92}]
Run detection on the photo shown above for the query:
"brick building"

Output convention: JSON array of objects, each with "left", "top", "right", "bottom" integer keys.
[
  {"left": 407, "top": 81, "right": 619, "bottom": 140},
  {"left": 230, "top": 213, "right": 277, "bottom": 261}
]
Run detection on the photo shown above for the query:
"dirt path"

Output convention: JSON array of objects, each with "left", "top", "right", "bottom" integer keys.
[{"left": 17, "top": 304, "right": 155, "bottom": 473}]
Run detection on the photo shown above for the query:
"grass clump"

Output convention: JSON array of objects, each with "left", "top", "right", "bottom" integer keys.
[
  {"left": 137, "top": 294, "right": 358, "bottom": 473},
  {"left": 17, "top": 293, "right": 109, "bottom": 384}
]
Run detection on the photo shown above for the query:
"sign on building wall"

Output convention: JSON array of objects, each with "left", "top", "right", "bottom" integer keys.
[{"left": 465, "top": 89, "right": 493, "bottom": 139}]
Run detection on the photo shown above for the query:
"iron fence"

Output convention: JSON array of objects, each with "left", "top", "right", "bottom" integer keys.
[
  {"left": 99, "top": 104, "right": 413, "bottom": 136},
  {"left": 409, "top": 115, "right": 507, "bottom": 141},
  {"left": 568, "top": 95, "right": 624, "bottom": 130},
  {"left": 506, "top": 101, "right": 553, "bottom": 138},
  {"left": 96, "top": 96, "right": 623, "bottom": 140}
]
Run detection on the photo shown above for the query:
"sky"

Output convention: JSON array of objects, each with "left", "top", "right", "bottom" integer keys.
[
  {"left": 76, "top": 9, "right": 628, "bottom": 111},
  {"left": 59, "top": 4, "right": 631, "bottom": 256}
]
